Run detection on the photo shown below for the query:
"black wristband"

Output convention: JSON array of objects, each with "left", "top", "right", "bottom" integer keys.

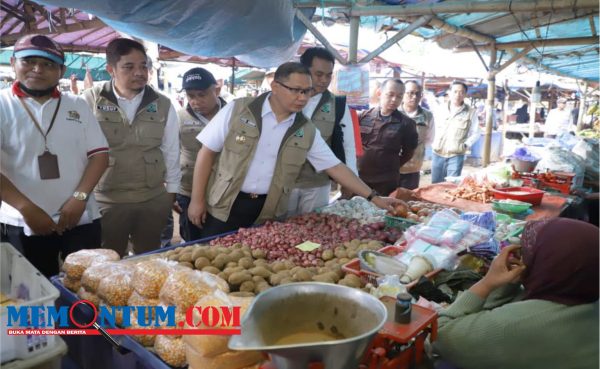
[{"left": 366, "top": 190, "right": 379, "bottom": 202}]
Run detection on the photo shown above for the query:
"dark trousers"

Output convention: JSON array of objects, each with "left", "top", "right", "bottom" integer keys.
[
  {"left": 1, "top": 219, "right": 102, "bottom": 278},
  {"left": 196, "top": 192, "right": 267, "bottom": 239},
  {"left": 176, "top": 194, "right": 198, "bottom": 242},
  {"left": 398, "top": 172, "right": 420, "bottom": 190}
]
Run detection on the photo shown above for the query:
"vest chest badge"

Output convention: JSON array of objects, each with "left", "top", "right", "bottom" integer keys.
[
  {"left": 146, "top": 102, "right": 158, "bottom": 113},
  {"left": 240, "top": 118, "right": 256, "bottom": 127},
  {"left": 294, "top": 128, "right": 304, "bottom": 138},
  {"left": 98, "top": 104, "right": 118, "bottom": 112},
  {"left": 235, "top": 135, "right": 247, "bottom": 144},
  {"left": 66, "top": 110, "right": 81, "bottom": 123},
  {"left": 320, "top": 103, "right": 331, "bottom": 113},
  {"left": 183, "top": 120, "right": 199, "bottom": 126}
]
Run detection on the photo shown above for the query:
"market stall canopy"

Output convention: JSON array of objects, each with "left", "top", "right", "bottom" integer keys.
[
  {"left": 25, "top": 0, "right": 314, "bottom": 68},
  {"left": 296, "top": 0, "right": 599, "bottom": 82},
  {"left": 0, "top": 50, "right": 110, "bottom": 81}
]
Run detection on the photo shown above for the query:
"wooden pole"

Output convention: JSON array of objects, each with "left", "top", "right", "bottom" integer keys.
[
  {"left": 359, "top": 15, "right": 432, "bottom": 64},
  {"left": 342, "top": 0, "right": 597, "bottom": 17},
  {"left": 483, "top": 46, "right": 497, "bottom": 167},
  {"left": 230, "top": 58, "right": 235, "bottom": 95},
  {"left": 577, "top": 81, "right": 588, "bottom": 131},
  {"left": 349, "top": 16, "right": 360, "bottom": 64},
  {"left": 295, "top": 9, "right": 347, "bottom": 65}
]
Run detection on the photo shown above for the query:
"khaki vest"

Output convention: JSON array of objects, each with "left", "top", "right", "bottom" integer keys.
[
  {"left": 82, "top": 82, "right": 170, "bottom": 203},
  {"left": 178, "top": 99, "right": 226, "bottom": 197},
  {"left": 294, "top": 91, "right": 336, "bottom": 188},
  {"left": 399, "top": 106, "right": 434, "bottom": 174},
  {"left": 432, "top": 104, "right": 475, "bottom": 158},
  {"left": 206, "top": 93, "right": 316, "bottom": 224}
]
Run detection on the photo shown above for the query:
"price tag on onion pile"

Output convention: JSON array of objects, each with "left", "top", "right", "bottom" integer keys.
[{"left": 295, "top": 241, "right": 321, "bottom": 252}]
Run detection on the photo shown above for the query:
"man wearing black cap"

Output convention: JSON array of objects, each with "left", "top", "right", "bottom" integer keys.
[
  {"left": 0, "top": 34, "right": 109, "bottom": 277},
  {"left": 175, "top": 67, "right": 226, "bottom": 241}
]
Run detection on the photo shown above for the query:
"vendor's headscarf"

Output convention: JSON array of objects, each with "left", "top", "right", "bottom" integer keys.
[{"left": 521, "top": 218, "right": 599, "bottom": 306}]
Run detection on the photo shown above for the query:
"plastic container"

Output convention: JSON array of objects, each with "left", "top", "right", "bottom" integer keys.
[
  {"left": 1, "top": 243, "right": 60, "bottom": 364},
  {"left": 2, "top": 336, "right": 67, "bottom": 369},
  {"left": 491, "top": 187, "right": 545, "bottom": 206},
  {"left": 492, "top": 200, "right": 532, "bottom": 214},
  {"left": 512, "top": 158, "right": 539, "bottom": 172},
  {"left": 384, "top": 215, "right": 419, "bottom": 231},
  {"left": 341, "top": 245, "right": 440, "bottom": 288}
]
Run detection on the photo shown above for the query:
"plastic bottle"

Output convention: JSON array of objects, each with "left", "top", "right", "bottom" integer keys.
[{"left": 394, "top": 293, "right": 412, "bottom": 324}]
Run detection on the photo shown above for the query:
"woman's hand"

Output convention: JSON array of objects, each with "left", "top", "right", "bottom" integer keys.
[{"left": 470, "top": 244, "right": 526, "bottom": 299}]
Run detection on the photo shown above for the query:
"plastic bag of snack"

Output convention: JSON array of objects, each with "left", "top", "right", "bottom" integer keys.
[
  {"left": 81, "top": 262, "right": 129, "bottom": 293},
  {"left": 97, "top": 269, "right": 134, "bottom": 306},
  {"left": 131, "top": 259, "right": 178, "bottom": 299},
  {"left": 186, "top": 345, "right": 262, "bottom": 369},
  {"left": 159, "top": 269, "right": 229, "bottom": 312},
  {"left": 63, "top": 275, "right": 81, "bottom": 292},
  {"left": 183, "top": 290, "right": 253, "bottom": 357},
  {"left": 62, "top": 249, "right": 120, "bottom": 279},
  {"left": 155, "top": 335, "right": 187, "bottom": 367},
  {"left": 76, "top": 287, "right": 101, "bottom": 307},
  {"left": 129, "top": 313, "right": 156, "bottom": 347}
]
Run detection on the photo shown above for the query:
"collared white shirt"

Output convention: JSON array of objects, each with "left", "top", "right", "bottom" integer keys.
[
  {"left": 112, "top": 85, "right": 181, "bottom": 193},
  {"left": 304, "top": 92, "right": 358, "bottom": 174},
  {"left": 0, "top": 89, "right": 108, "bottom": 227},
  {"left": 544, "top": 108, "right": 573, "bottom": 136},
  {"left": 197, "top": 95, "right": 340, "bottom": 194}
]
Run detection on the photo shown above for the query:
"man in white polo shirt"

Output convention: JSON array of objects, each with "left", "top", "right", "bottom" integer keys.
[
  {"left": 0, "top": 34, "right": 109, "bottom": 277},
  {"left": 188, "top": 62, "right": 401, "bottom": 237}
]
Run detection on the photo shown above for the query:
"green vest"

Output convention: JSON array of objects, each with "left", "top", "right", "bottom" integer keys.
[
  {"left": 294, "top": 91, "right": 337, "bottom": 188},
  {"left": 206, "top": 93, "right": 316, "bottom": 223},
  {"left": 82, "top": 82, "right": 170, "bottom": 203},
  {"left": 433, "top": 103, "right": 475, "bottom": 158},
  {"left": 399, "top": 106, "right": 434, "bottom": 174}
]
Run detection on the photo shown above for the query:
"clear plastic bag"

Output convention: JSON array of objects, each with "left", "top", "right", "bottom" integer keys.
[
  {"left": 62, "top": 249, "right": 120, "bottom": 279},
  {"left": 131, "top": 259, "right": 178, "bottom": 298},
  {"left": 159, "top": 269, "right": 229, "bottom": 312},
  {"left": 81, "top": 262, "right": 129, "bottom": 293},
  {"left": 97, "top": 269, "right": 134, "bottom": 306},
  {"left": 154, "top": 335, "right": 187, "bottom": 367}
]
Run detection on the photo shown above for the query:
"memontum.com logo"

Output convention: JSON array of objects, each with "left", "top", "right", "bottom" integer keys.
[{"left": 6, "top": 300, "right": 241, "bottom": 336}]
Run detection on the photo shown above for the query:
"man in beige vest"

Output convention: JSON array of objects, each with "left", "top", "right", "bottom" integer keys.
[
  {"left": 175, "top": 67, "right": 226, "bottom": 241},
  {"left": 287, "top": 47, "right": 358, "bottom": 216},
  {"left": 431, "top": 81, "right": 480, "bottom": 184},
  {"left": 188, "top": 62, "right": 401, "bottom": 237},
  {"left": 399, "top": 80, "right": 435, "bottom": 189},
  {"left": 83, "top": 38, "right": 181, "bottom": 256}
]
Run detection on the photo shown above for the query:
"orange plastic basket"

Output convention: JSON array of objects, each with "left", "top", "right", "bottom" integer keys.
[{"left": 342, "top": 245, "right": 440, "bottom": 288}]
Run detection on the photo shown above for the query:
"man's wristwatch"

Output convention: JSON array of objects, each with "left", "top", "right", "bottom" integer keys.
[
  {"left": 72, "top": 191, "right": 88, "bottom": 201},
  {"left": 366, "top": 189, "right": 379, "bottom": 202}
]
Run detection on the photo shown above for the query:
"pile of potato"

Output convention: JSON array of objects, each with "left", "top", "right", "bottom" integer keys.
[
  {"left": 394, "top": 200, "right": 460, "bottom": 223},
  {"left": 162, "top": 239, "right": 386, "bottom": 295}
]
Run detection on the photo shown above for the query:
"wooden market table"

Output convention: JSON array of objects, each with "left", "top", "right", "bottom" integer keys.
[{"left": 413, "top": 183, "right": 570, "bottom": 220}]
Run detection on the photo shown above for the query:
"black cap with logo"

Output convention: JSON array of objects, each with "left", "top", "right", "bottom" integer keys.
[{"left": 182, "top": 67, "right": 217, "bottom": 90}]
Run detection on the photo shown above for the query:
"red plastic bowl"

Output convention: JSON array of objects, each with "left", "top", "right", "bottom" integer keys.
[{"left": 491, "top": 187, "right": 545, "bottom": 206}]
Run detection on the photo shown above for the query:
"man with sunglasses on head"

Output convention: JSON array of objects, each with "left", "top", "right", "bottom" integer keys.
[
  {"left": 188, "top": 62, "right": 402, "bottom": 237},
  {"left": 398, "top": 80, "right": 434, "bottom": 190},
  {"left": 82, "top": 38, "right": 181, "bottom": 256},
  {"left": 286, "top": 47, "right": 358, "bottom": 216},
  {"left": 0, "top": 34, "right": 109, "bottom": 277}
]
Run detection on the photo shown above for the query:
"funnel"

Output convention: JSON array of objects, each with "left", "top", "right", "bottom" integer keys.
[{"left": 228, "top": 282, "right": 387, "bottom": 369}]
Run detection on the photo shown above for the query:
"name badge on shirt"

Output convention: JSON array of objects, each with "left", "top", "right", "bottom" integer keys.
[
  {"left": 240, "top": 118, "right": 256, "bottom": 127},
  {"left": 38, "top": 150, "right": 60, "bottom": 180},
  {"left": 98, "top": 104, "right": 118, "bottom": 112},
  {"left": 183, "top": 120, "right": 199, "bottom": 126},
  {"left": 146, "top": 102, "right": 158, "bottom": 113}
]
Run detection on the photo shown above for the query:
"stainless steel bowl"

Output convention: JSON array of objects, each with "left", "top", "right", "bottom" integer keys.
[{"left": 229, "top": 282, "right": 387, "bottom": 369}]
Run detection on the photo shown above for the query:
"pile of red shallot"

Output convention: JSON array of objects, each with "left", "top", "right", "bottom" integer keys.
[{"left": 210, "top": 213, "right": 403, "bottom": 266}]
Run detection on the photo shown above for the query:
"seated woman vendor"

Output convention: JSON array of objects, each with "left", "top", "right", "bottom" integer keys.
[{"left": 434, "top": 218, "right": 599, "bottom": 369}]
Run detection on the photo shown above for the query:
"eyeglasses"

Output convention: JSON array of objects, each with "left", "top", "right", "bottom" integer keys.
[
  {"left": 405, "top": 91, "right": 421, "bottom": 96},
  {"left": 275, "top": 80, "right": 312, "bottom": 96}
]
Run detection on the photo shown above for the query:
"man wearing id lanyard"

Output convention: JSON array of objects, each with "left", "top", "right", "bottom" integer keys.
[{"left": 0, "top": 34, "right": 109, "bottom": 277}]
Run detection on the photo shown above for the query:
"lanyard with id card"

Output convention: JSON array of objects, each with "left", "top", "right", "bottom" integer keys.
[{"left": 19, "top": 96, "right": 62, "bottom": 180}]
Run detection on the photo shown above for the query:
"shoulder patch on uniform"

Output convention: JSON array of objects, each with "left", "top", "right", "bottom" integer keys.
[
  {"left": 146, "top": 102, "right": 158, "bottom": 113},
  {"left": 66, "top": 110, "right": 81, "bottom": 123},
  {"left": 97, "top": 104, "right": 118, "bottom": 112},
  {"left": 294, "top": 128, "right": 304, "bottom": 137},
  {"left": 321, "top": 103, "right": 331, "bottom": 113},
  {"left": 240, "top": 117, "right": 256, "bottom": 127}
]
